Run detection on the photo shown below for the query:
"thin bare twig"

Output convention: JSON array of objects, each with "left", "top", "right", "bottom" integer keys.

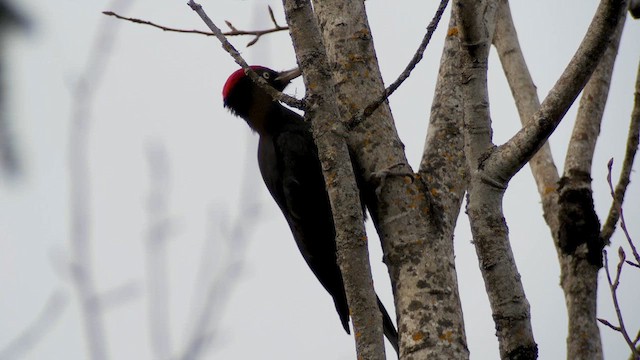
[
  {"left": 600, "top": 161, "right": 640, "bottom": 359},
  {"left": 186, "top": 1, "right": 303, "bottom": 111},
  {"left": 102, "top": 6, "right": 289, "bottom": 47},
  {"left": 598, "top": 317, "right": 620, "bottom": 331},
  {"left": 347, "top": 0, "right": 449, "bottom": 130},
  {"left": 600, "top": 248, "right": 640, "bottom": 358},
  {"left": 0, "top": 291, "right": 68, "bottom": 359},
  {"left": 606, "top": 160, "right": 640, "bottom": 265}
]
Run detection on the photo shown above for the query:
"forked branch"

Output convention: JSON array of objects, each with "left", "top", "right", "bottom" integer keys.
[
  {"left": 598, "top": 161, "right": 640, "bottom": 359},
  {"left": 103, "top": 6, "right": 289, "bottom": 47},
  {"left": 347, "top": 0, "right": 449, "bottom": 129}
]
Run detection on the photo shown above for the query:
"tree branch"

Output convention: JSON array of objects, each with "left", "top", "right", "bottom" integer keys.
[
  {"left": 563, "top": 7, "right": 625, "bottom": 179},
  {"left": 494, "top": 2, "right": 628, "bottom": 358},
  {"left": 488, "top": 0, "right": 628, "bottom": 181},
  {"left": 606, "top": 160, "right": 640, "bottom": 266},
  {"left": 601, "top": 59, "right": 640, "bottom": 243},
  {"left": 455, "top": 0, "right": 538, "bottom": 357},
  {"left": 555, "top": 0, "right": 627, "bottom": 267},
  {"left": 102, "top": 7, "right": 289, "bottom": 47},
  {"left": 312, "top": 0, "right": 469, "bottom": 357},
  {"left": 602, "top": 248, "right": 640, "bottom": 358},
  {"left": 492, "top": 0, "right": 561, "bottom": 232},
  {"left": 280, "top": 0, "right": 386, "bottom": 357},
  {"left": 185, "top": 1, "right": 303, "bottom": 111},
  {"left": 347, "top": 0, "right": 449, "bottom": 130},
  {"left": 416, "top": 13, "right": 470, "bottom": 359}
]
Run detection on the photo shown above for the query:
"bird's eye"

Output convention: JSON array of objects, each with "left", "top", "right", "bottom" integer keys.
[{"left": 262, "top": 72, "right": 271, "bottom": 79}]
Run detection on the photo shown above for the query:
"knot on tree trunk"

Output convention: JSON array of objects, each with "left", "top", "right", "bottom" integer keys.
[{"left": 557, "top": 175, "right": 602, "bottom": 266}]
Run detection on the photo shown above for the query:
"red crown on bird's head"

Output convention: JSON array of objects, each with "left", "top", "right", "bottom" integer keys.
[{"left": 222, "top": 65, "right": 270, "bottom": 100}]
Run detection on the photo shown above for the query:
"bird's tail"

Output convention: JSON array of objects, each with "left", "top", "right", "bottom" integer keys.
[{"left": 377, "top": 296, "right": 399, "bottom": 355}]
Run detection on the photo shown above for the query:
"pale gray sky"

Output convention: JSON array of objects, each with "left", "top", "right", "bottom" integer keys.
[{"left": 1, "top": 1, "right": 639, "bottom": 359}]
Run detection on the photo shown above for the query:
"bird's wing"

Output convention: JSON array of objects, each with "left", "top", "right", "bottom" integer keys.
[
  {"left": 275, "top": 127, "right": 335, "bottom": 260},
  {"left": 257, "top": 124, "right": 351, "bottom": 331},
  {"left": 257, "top": 134, "right": 283, "bottom": 208},
  {"left": 257, "top": 129, "right": 333, "bottom": 263},
  {"left": 276, "top": 128, "right": 352, "bottom": 331}
]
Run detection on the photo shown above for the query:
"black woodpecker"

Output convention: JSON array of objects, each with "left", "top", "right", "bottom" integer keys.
[{"left": 222, "top": 66, "right": 399, "bottom": 353}]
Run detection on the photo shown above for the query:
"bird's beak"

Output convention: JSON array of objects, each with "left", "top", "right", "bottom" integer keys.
[{"left": 276, "top": 68, "right": 302, "bottom": 83}]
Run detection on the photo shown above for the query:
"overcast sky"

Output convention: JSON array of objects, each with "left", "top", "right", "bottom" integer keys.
[{"left": 1, "top": 1, "right": 639, "bottom": 359}]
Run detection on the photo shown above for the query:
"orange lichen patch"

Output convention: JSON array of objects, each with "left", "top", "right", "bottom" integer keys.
[
  {"left": 361, "top": 235, "right": 368, "bottom": 243},
  {"left": 543, "top": 185, "right": 557, "bottom": 195},
  {"left": 348, "top": 53, "right": 366, "bottom": 64},
  {"left": 410, "top": 192, "right": 425, "bottom": 208},
  {"left": 354, "top": 28, "right": 370, "bottom": 40},
  {"left": 439, "top": 330, "right": 454, "bottom": 343},
  {"left": 412, "top": 331, "right": 424, "bottom": 341},
  {"left": 430, "top": 188, "right": 439, "bottom": 197},
  {"left": 447, "top": 27, "right": 459, "bottom": 37},
  {"left": 325, "top": 171, "right": 337, "bottom": 185},
  {"left": 355, "top": 331, "right": 362, "bottom": 339}
]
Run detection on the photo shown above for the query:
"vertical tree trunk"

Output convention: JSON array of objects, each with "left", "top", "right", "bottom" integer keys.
[
  {"left": 558, "top": 6, "right": 626, "bottom": 359},
  {"left": 281, "top": 0, "right": 386, "bottom": 357},
  {"left": 311, "top": 1, "right": 469, "bottom": 358},
  {"left": 455, "top": 0, "right": 627, "bottom": 358},
  {"left": 493, "top": 1, "right": 628, "bottom": 358}
]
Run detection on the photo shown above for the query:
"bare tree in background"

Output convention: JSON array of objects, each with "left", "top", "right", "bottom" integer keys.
[
  {"left": 0, "top": 1, "right": 271, "bottom": 359},
  {"left": 67, "top": 3, "right": 268, "bottom": 360}
]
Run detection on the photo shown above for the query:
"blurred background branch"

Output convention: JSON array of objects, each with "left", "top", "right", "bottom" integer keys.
[
  {"left": 0, "top": 0, "right": 29, "bottom": 178},
  {"left": 68, "top": 0, "right": 134, "bottom": 359}
]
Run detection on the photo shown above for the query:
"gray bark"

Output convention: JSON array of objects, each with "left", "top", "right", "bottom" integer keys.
[
  {"left": 557, "top": 7, "right": 627, "bottom": 360},
  {"left": 456, "top": 0, "right": 627, "bottom": 358},
  {"left": 311, "top": 0, "right": 468, "bottom": 358},
  {"left": 454, "top": 1, "right": 537, "bottom": 357},
  {"left": 492, "top": 1, "right": 560, "bottom": 233},
  {"left": 418, "top": 12, "right": 470, "bottom": 358},
  {"left": 281, "top": 0, "right": 386, "bottom": 357},
  {"left": 493, "top": 1, "right": 629, "bottom": 359}
]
